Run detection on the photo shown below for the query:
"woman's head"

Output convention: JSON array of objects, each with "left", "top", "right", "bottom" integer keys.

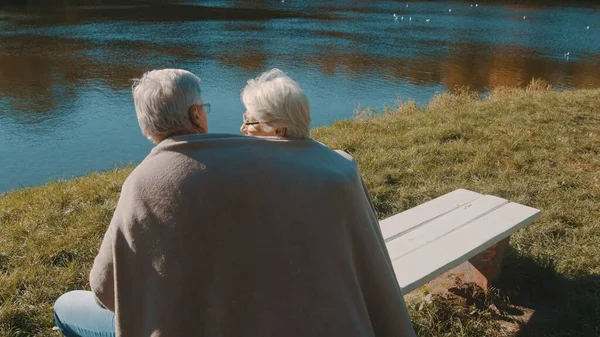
[
  {"left": 132, "top": 69, "right": 208, "bottom": 143},
  {"left": 240, "top": 68, "right": 311, "bottom": 138}
]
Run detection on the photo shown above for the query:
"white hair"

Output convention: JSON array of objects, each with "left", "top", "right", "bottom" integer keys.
[
  {"left": 132, "top": 69, "right": 202, "bottom": 140},
  {"left": 241, "top": 68, "right": 311, "bottom": 138}
]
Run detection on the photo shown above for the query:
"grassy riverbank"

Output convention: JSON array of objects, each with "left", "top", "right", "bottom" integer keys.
[{"left": 1, "top": 83, "right": 599, "bottom": 336}]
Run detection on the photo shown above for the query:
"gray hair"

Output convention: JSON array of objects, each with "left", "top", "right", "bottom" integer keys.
[
  {"left": 132, "top": 69, "right": 202, "bottom": 140},
  {"left": 241, "top": 68, "right": 311, "bottom": 138}
]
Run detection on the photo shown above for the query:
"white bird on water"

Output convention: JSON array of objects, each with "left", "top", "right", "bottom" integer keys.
[
  {"left": 564, "top": 52, "right": 570, "bottom": 58},
  {"left": 409, "top": 16, "right": 412, "bottom": 21},
  {"left": 393, "top": 13, "right": 398, "bottom": 20},
  {"left": 425, "top": 18, "right": 430, "bottom": 22},
  {"left": 523, "top": 16, "right": 527, "bottom": 20},
  {"left": 587, "top": 26, "right": 590, "bottom": 30},
  {"left": 401, "top": 16, "right": 404, "bottom": 21},
  {"left": 470, "top": 4, "right": 473, "bottom": 7},
  {"left": 475, "top": 4, "right": 479, "bottom": 7},
  {"left": 449, "top": 9, "right": 452, "bottom": 12},
  {"left": 406, "top": 4, "right": 409, "bottom": 8}
]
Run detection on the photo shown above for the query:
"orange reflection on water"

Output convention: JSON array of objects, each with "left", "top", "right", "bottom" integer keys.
[{"left": 293, "top": 43, "right": 600, "bottom": 92}]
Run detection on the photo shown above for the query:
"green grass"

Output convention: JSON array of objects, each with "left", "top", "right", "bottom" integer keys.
[{"left": 1, "top": 82, "right": 599, "bottom": 336}]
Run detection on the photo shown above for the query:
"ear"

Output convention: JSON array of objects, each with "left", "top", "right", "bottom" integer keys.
[
  {"left": 188, "top": 105, "right": 207, "bottom": 133},
  {"left": 188, "top": 105, "right": 201, "bottom": 127},
  {"left": 275, "top": 127, "right": 287, "bottom": 137}
]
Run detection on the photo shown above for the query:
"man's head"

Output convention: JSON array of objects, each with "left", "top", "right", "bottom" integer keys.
[{"left": 132, "top": 69, "right": 208, "bottom": 143}]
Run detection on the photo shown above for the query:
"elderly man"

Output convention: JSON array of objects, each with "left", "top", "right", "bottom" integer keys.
[{"left": 53, "top": 68, "right": 416, "bottom": 337}]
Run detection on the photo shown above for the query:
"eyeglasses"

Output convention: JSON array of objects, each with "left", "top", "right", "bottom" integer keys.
[
  {"left": 199, "top": 103, "right": 211, "bottom": 114},
  {"left": 242, "top": 112, "right": 262, "bottom": 126}
]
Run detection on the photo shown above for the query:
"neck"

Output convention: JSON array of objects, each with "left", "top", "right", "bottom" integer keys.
[
  {"left": 172, "top": 129, "right": 202, "bottom": 137},
  {"left": 152, "top": 128, "right": 203, "bottom": 144}
]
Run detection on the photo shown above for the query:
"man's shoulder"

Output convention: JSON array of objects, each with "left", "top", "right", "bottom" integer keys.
[{"left": 121, "top": 149, "right": 195, "bottom": 194}]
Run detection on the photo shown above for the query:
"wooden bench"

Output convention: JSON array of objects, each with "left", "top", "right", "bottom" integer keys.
[{"left": 379, "top": 189, "right": 541, "bottom": 294}]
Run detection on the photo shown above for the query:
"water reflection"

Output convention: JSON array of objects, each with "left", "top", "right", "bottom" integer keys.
[
  {"left": 0, "top": 34, "right": 152, "bottom": 119},
  {"left": 0, "top": 4, "right": 598, "bottom": 118},
  {"left": 0, "top": 0, "right": 599, "bottom": 191},
  {"left": 219, "top": 49, "right": 269, "bottom": 73},
  {"left": 295, "top": 43, "right": 600, "bottom": 92},
  {"left": 0, "top": 2, "right": 598, "bottom": 118},
  {"left": 0, "top": 2, "right": 334, "bottom": 26},
  {"left": 467, "top": 0, "right": 600, "bottom": 9}
]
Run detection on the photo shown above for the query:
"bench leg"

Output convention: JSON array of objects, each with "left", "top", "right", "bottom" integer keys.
[
  {"left": 467, "top": 237, "right": 511, "bottom": 288},
  {"left": 407, "top": 237, "right": 511, "bottom": 300},
  {"left": 441, "top": 236, "right": 511, "bottom": 292}
]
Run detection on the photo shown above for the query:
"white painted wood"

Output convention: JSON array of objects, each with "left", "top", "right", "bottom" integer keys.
[
  {"left": 385, "top": 195, "right": 509, "bottom": 261},
  {"left": 379, "top": 189, "right": 482, "bottom": 242},
  {"left": 390, "top": 202, "right": 540, "bottom": 293}
]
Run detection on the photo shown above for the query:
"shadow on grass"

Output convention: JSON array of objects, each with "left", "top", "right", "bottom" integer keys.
[{"left": 495, "top": 250, "right": 600, "bottom": 337}]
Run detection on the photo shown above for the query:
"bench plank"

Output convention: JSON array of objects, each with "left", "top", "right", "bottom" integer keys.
[
  {"left": 385, "top": 195, "right": 509, "bottom": 261},
  {"left": 389, "top": 202, "right": 540, "bottom": 293},
  {"left": 380, "top": 189, "right": 482, "bottom": 242}
]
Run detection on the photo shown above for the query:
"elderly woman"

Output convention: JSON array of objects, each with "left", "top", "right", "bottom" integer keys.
[
  {"left": 240, "top": 68, "right": 310, "bottom": 138},
  {"left": 53, "top": 68, "right": 416, "bottom": 337}
]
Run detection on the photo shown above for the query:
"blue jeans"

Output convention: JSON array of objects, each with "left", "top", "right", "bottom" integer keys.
[{"left": 53, "top": 290, "right": 116, "bottom": 337}]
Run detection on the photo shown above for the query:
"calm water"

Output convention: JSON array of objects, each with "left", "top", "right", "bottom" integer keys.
[{"left": 1, "top": 1, "right": 599, "bottom": 193}]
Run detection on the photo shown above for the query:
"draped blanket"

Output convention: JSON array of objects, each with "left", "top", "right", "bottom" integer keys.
[{"left": 90, "top": 133, "right": 414, "bottom": 337}]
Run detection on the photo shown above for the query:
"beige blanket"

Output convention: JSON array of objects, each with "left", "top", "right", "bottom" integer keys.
[{"left": 90, "top": 133, "right": 415, "bottom": 337}]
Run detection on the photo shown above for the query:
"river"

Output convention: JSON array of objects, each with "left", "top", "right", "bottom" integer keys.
[{"left": 1, "top": 0, "right": 599, "bottom": 192}]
